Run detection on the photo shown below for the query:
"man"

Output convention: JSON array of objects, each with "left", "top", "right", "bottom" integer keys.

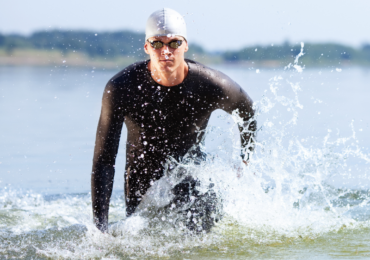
[{"left": 91, "top": 8, "right": 256, "bottom": 233}]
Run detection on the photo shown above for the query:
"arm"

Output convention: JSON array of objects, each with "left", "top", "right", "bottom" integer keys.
[
  {"left": 235, "top": 92, "right": 256, "bottom": 164},
  {"left": 219, "top": 77, "right": 257, "bottom": 163},
  {"left": 91, "top": 83, "right": 124, "bottom": 232}
]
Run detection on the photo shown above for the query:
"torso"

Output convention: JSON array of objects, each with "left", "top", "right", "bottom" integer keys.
[{"left": 101, "top": 59, "right": 253, "bottom": 214}]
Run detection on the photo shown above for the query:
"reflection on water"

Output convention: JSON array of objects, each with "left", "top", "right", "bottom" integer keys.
[{"left": 1, "top": 65, "right": 370, "bottom": 259}]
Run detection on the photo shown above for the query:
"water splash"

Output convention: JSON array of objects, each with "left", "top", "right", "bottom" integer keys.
[
  {"left": 2, "top": 58, "right": 370, "bottom": 259},
  {"left": 285, "top": 42, "right": 305, "bottom": 72}
]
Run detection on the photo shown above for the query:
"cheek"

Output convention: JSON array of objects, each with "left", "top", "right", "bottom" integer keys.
[
  {"left": 173, "top": 49, "right": 183, "bottom": 56},
  {"left": 150, "top": 50, "right": 160, "bottom": 57}
]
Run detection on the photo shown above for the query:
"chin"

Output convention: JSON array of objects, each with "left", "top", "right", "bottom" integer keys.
[{"left": 160, "top": 62, "right": 176, "bottom": 71}]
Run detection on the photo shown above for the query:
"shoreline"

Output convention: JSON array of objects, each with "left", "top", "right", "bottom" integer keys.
[{"left": 0, "top": 49, "right": 368, "bottom": 69}]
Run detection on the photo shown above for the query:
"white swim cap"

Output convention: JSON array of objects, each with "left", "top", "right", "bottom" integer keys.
[{"left": 145, "top": 8, "right": 187, "bottom": 41}]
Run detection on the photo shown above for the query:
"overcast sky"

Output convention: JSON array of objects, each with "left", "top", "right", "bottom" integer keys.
[{"left": 1, "top": 0, "right": 369, "bottom": 51}]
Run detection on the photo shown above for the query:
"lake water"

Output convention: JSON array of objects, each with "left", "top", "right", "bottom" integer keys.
[{"left": 1, "top": 63, "right": 370, "bottom": 259}]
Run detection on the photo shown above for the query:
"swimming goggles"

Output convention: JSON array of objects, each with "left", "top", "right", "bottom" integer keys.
[{"left": 147, "top": 40, "right": 183, "bottom": 49}]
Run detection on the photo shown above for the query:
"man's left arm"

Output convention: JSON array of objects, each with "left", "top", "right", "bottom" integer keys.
[{"left": 218, "top": 76, "right": 257, "bottom": 164}]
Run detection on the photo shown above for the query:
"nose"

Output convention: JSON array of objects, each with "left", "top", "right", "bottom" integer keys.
[{"left": 161, "top": 45, "right": 172, "bottom": 55}]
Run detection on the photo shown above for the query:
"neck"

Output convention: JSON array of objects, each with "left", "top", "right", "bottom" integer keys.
[{"left": 148, "top": 60, "right": 189, "bottom": 86}]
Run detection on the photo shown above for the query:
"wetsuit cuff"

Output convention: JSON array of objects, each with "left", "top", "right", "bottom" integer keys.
[{"left": 240, "top": 153, "right": 249, "bottom": 161}]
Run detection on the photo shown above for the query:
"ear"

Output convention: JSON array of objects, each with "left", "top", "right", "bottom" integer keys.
[
  {"left": 183, "top": 41, "right": 189, "bottom": 53},
  {"left": 144, "top": 42, "right": 150, "bottom": 55}
]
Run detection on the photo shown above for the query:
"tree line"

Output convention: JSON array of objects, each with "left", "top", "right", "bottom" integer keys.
[
  {"left": 223, "top": 42, "right": 370, "bottom": 65},
  {"left": 0, "top": 30, "right": 147, "bottom": 58},
  {"left": 1, "top": 29, "right": 370, "bottom": 66}
]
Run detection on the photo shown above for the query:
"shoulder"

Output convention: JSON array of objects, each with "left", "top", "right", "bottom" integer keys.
[
  {"left": 186, "top": 59, "right": 237, "bottom": 86},
  {"left": 106, "top": 60, "right": 148, "bottom": 90},
  {"left": 101, "top": 60, "right": 147, "bottom": 106},
  {"left": 186, "top": 59, "right": 238, "bottom": 89}
]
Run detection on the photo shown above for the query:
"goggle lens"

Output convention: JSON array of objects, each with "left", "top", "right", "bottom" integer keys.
[
  {"left": 169, "top": 41, "right": 181, "bottom": 49},
  {"left": 152, "top": 41, "right": 164, "bottom": 49}
]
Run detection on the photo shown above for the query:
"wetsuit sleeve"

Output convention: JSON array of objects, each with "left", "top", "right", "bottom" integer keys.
[
  {"left": 218, "top": 75, "right": 257, "bottom": 161},
  {"left": 91, "top": 82, "right": 124, "bottom": 232}
]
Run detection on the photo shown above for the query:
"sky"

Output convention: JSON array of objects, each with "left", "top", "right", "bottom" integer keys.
[{"left": 1, "top": 0, "right": 370, "bottom": 51}]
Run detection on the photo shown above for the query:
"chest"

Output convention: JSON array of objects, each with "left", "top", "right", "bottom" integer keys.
[{"left": 125, "top": 84, "right": 218, "bottom": 126}]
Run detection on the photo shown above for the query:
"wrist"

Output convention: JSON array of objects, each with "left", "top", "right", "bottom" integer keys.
[{"left": 240, "top": 153, "right": 249, "bottom": 161}]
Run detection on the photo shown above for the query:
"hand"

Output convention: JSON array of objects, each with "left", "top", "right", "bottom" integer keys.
[{"left": 94, "top": 217, "right": 108, "bottom": 233}]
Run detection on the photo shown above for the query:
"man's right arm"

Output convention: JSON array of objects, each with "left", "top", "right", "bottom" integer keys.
[{"left": 91, "top": 82, "right": 124, "bottom": 232}]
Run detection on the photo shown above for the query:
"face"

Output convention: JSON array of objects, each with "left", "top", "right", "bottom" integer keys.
[{"left": 144, "top": 36, "right": 188, "bottom": 73}]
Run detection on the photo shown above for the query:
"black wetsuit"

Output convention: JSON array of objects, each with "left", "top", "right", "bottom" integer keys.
[{"left": 91, "top": 59, "right": 256, "bottom": 232}]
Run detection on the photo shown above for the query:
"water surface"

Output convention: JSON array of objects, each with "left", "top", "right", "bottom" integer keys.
[{"left": 1, "top": 64, "right": 370, "bottom": 259}]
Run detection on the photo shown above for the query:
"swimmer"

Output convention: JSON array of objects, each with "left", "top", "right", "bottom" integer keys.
[{"left": 91, "top": 8, "right": 257, "bottom": 233}]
